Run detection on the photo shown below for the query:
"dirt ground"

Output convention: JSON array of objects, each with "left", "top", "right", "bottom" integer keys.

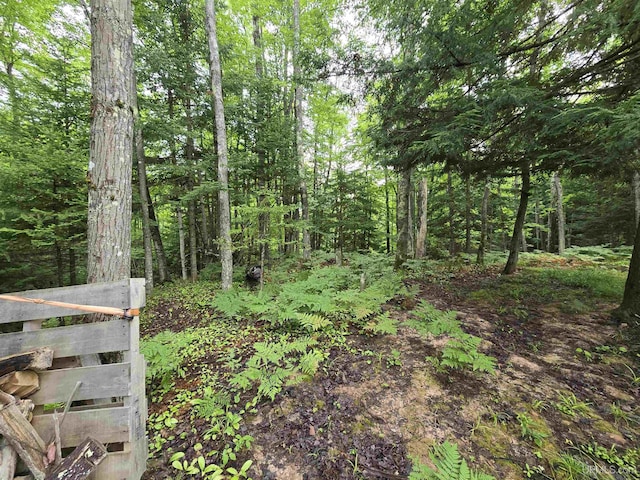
[{"left": 142, "top": 266, "right": 639, "bottom": 480}]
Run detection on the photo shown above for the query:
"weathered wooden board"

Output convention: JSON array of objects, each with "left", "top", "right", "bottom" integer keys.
[
  {"left": 0, "top": 320, "right": 130, "bottom": 359},
  {"left": 30, "top": 363, "right": 130, "bottom": 405},
  {"left": 32, "top": 407, "right": 130, "bottom": 449},
  {"left": 0, "top": 400, "right": 47, "bottom": 480},
  {"left": 44, "top": 437, "right": 107, "bottom": 480},
  {"left": 0, "top": 281, "right": 133, "bottom": 324},
  {"left": 93, "top": 452, "right": 132, "bottom": 480},
  {"left": 0, "top": 348, "right": 53, "bottom": 377}
]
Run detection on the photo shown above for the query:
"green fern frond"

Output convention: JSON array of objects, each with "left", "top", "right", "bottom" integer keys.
[
  {"left": 296, "top": 312, "right": 331, "bottom": 331},
  {"left": 409, "top": 441, "right": 496, "bottom": 480},
  {"left": 298, "top": 349, "right": 326, "bottom": 375},
  {"left": 363, "top": 312, "right": 398, "bottom": 335}
]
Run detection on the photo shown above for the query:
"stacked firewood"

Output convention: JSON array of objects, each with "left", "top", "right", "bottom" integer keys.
[{"left": 0, "top": 348, "right": 106, "bottom": 480}]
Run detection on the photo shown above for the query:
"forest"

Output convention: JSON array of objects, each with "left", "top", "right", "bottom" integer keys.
[{"left": 1, "top": 0, "right": 640, "bottom": 477}]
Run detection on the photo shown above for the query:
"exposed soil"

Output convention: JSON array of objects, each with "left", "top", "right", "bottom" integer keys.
[{"left": 142, "top": 266, "right": 639, "bottom": 480}]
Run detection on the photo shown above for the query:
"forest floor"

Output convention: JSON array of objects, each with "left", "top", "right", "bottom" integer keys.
[{"left": 140, "top": 251, "right": 639, "bottom": 480}]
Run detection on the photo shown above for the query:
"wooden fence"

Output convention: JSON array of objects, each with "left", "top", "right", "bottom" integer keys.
[{"left": 0, "top": 279, "right": 148, "bottom": 480}]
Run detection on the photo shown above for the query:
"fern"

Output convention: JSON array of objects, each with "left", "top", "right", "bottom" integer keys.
[
  {"left": 363, "top": 312, "right": 399, "bottom": 335},
  {"left": 229, "top": 337, "right": 322, "bottom": 401},
  {"left": 298, "top": 349, "right": 326, "bottom": 375},
  {"left": 210, "top": 289, "right": 249, "bottom": 319},
  {"left": 432, "top": 334, "right": 497, "bottom": 374},
  {"left": 141, "top": 330, "right": 197, "bottom": 393},
  {"left": 296, "top": 312, "right": 331, "bottom": 331},
  {"left": 409, "top": 441, "right": 496, "bottom": 480}
]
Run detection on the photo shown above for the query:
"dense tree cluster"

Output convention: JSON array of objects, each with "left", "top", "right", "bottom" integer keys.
[{"left": 0, "top": 0, "right": 638, "bottom": 322}]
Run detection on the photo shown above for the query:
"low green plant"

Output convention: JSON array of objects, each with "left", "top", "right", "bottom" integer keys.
[
  {"left": 230, "top": 337, "right": 324, "bottom": 400},
  {"left": 552, "top": 453, "right": 591, "bottom": 480},
  {"left": 555, "top": 391, "right": 592, "bottom": 418},
  {"left": 363, "top": 312, "right": 399, "bottom": 335},
  {"left": 386, "top": 349, "right": 402, "bottom": 368},
  {"left": 428, "top": 334, "right": 497, "bottom": 374},
  {"left": 409, "top": 441, "right": 496, "bottom": 480},
  {"left": 408, "top": 300, "right": 462, "bottom": 337},
  {"left": 141, "top": 330, "right": 198, "bottom": 395},
  {"left": 516, "top": 412, "right": 548, "bottom": 447}
]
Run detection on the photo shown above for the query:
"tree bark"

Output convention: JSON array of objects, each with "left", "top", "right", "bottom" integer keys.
[
  {"left": 188, "top": 199, "right": 198, "bottom": 281},
  {"left": 633, "top": 170, "right": 640, "bottom": 229},
  {"left": 407, "top": 174, "right": 415, "bottom": 259},
  {"left": 177, "top": 207, "right": 188, "bottom": 280},
  {"left": 132, "top": 71, "right": 154, "bottom": 293},
  {"left": 147, "top": 184, "right": 169, "bottom": 283},
  {"left": 503, "top": 161, "right": 531, "bottom": 275},
  {"left": 613, "top": 216, "right": 640, "bottom": 343},
  {"left": 385, "top": 166, "right": 391, "bottom": 254},
  {"left": 87, "top": 0, "right": 134, "bottom": 284},
  {"left": 253, "top": 14, "right": 270, "bottom": 265},
  {"left": 465, "top": 175, "right": 471, "bottom": 253},
  {"left": 294, "top": 0, "right": 311, "bottom": 260},
  {"left": 477, "top": 178, "right": 491, "bottom": 265},
  {"left": 447, "top": 170, "right": 456, "bottom": 255},
  {"left": 554, "top": 171, "right": 566, "bottom": 254},
  {"left": 395, "top": 167, "right": 411, "bottom": 269},
  {"left": 416, "top": 177, "right": 428, "bottom": 258},
  {"left": 205, "top": 0, "right": 233, "bottom": 290}
]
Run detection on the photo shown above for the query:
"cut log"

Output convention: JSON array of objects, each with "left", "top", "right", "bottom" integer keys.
[
  {"left": 0, "top": 371, "right": 39, "bottom": 398},
  {"left": 0, "top": 435, "right": 17, "bottom": 480},
  {"left": 0, "top": 395, "right": 46, "bottom": 480},
  {"left": 43, "top": 438, "right": 106, "bottom": 480},
  {"left": 0, "top": 349, "right": 53, "bottom": 378}
]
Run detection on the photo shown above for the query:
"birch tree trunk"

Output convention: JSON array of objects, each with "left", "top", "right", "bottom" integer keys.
[
  {"left": 553, "top": 171, "right": 566, "bottom": 254},
  {"left": 503, "top": 161, "right": 531, "bottom": 274},
  {"left": 205, "top": 0, "right": 233, "bottom": 290},
  {"left": 294, "top": 0, "right": 311, "bottom": 260},
  {"left": 87, "top": 0, "right": 134, "bottom": 284},
  {"left": 416, "top": 177, "right": 429, "bottom": 259}
]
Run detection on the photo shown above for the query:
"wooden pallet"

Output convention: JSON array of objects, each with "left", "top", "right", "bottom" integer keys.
[{"left": 0, "top": 279, "right": 148, "bottom": 480}]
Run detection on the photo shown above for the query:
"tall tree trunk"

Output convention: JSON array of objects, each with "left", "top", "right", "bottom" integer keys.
[
  {"left": 503, "top": 161, "right": 531, "bottom": 274},
  {"left": 132, "top": 71, "right": 154, "bottom": 293},
  {"left": 205, "top": 0, "right": 233, "bottom": 289},
  {"left": 477, "top": 178, "right": 490, "bottom": 265},
  {"left": 293, "top": 0, "right": 311, "bottom": 260},
  {"left": 199, "top": 171, "right": 211, "bottom": 266},
  {"left": 535, "top": 196, "right": 541, "bottom": 250},
  {"left": 407, "top": 174, "right": 415, "bottom": 259},
  {"left": 87, "top": 0, "right": 133, "bottom": 284},
  {"left": 447, "top": 170, "right": 456, "bottom": 255},
  {"left": 188, "top": 200, "right": 198, "bottom": 281},
  {"left": 553, "top": 171, "right": 566, "bottom": 254},
  {"left": 69, "top": 248, "right": 77, "bottom": 285},
  {"left": 395, "top": 167, "right": 411, "bottom": 269},
  {"left": 613, "top": 216, "right": 640, "bottom": 341},
  {"left": 465, "top": 175, "right": 472, "bottom": 253},
  {"left": 253, "top": 15, "right": 269, "bottom": 265},
  {"left": 547, "top": 176, "right": 558, "bottom": 252},
  {"left": 416, "top": 177, "right": 428, "bottom": 259},
  {"left": 147, "top": 184, "right": 169, "bottom": 283},
  {"left": 385, "top": 166, "right": 391, "bottom": 254},
  {"left": 633, "top": 170, "right": 640, "bottom": 228},
  {"left": 177, "top": 207, "right": 188, "bottom": 280}
]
